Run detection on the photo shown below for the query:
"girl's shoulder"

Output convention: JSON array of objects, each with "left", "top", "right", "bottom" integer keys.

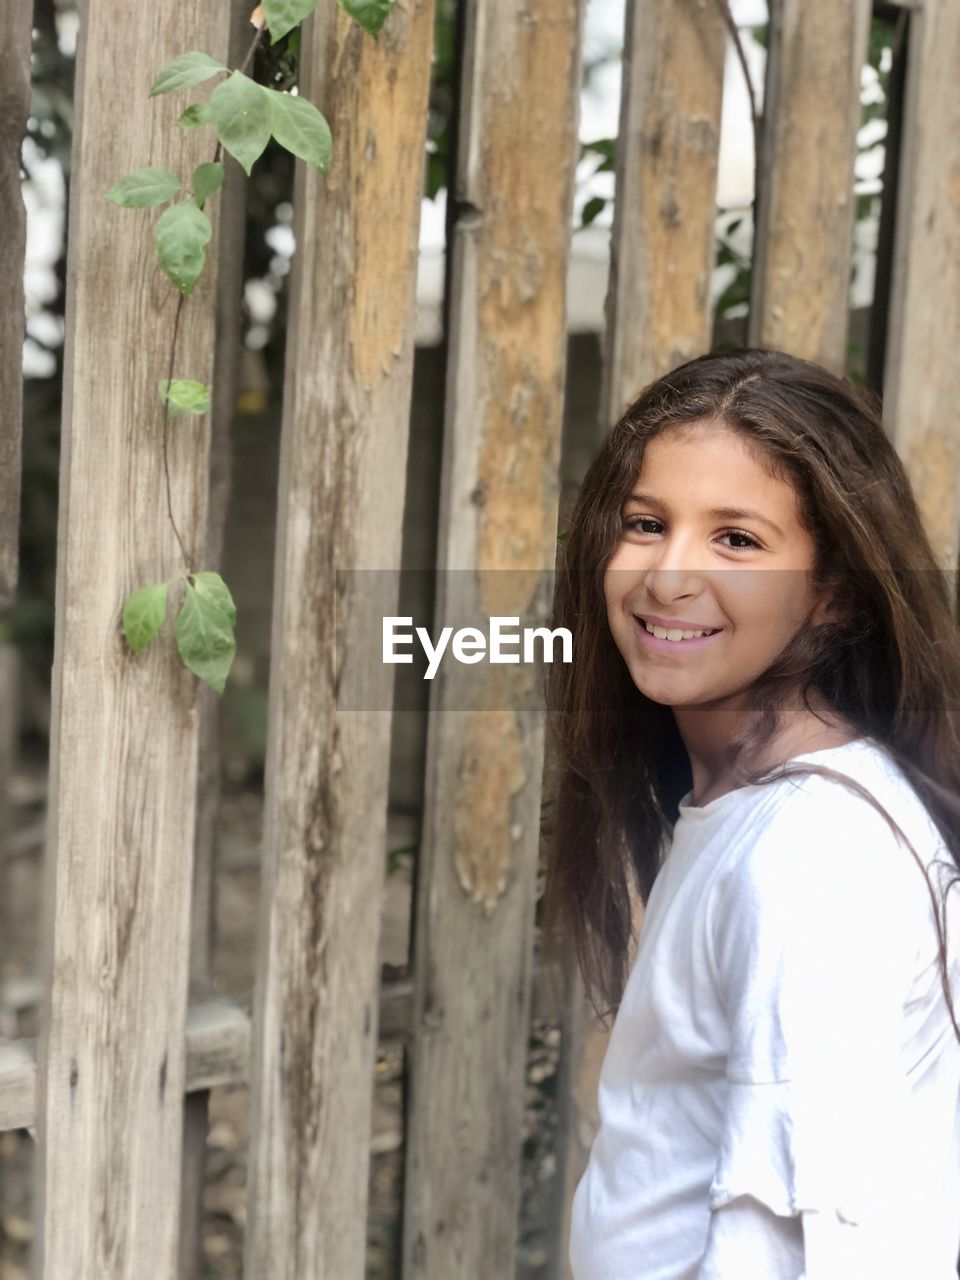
[
  {"left": 706, "top": 739, "right": 958, "bottom": 1026},
  {"left": 718, "top": 737, "right": 946, "bottom": 910}
]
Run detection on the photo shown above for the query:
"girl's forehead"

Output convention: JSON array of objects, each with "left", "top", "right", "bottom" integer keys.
[
  {"left": 628, "top": 424, "right": 802, "bottom": 523},
  {"left": 633, "top": 421, "right": 776, "bottom": 484}
]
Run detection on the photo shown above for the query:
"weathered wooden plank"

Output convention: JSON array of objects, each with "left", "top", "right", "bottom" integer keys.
[
  {"left": 400, "top": 2, "right": 584, "bottom": 1276},
  {"left": 34, "top": 4, "right": 229, "bottom": 1276},
  {"left": 1, "top": 1000, "right": 250, "bottom": 1133},
  {"left": 2, "top": 968, "right": 563, "bottom": 1134},
  {"left": 0, "top": 643, "right": 22, "bottom": 988},
  {"left": 0, "top": 0, "right": 31, "bottom": 607},
  {"left": 600, "top": 0, "right": 725, "bottom": 427},
  {"left": 883, "top": 0, "right": 960, "bottom": 582},
  {"left": 557, "top": 6, "right": 724, "bottom": 1274},
  {"left": 182, "top": 998, "right": 250, "bottom": 1092},
  {"left": 0, "top": 1036, "right": 34, "bottom": 1133},
  {"left": 555, "top": 967, "right": 608, "bottom": 1280},
  {"left": 242, "top": 3, "right": 435, "bottom": 1276},
  {"left": 178, "top": 6, "right": 251, "bottom": 1276},
  {"left": 749, "top": 0, "right": 871, "bottom": 369}
]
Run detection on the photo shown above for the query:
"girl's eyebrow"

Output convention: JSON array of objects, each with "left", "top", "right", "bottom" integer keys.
[{"left": 625, "top": 491, "right": 785, "bottom": 539}]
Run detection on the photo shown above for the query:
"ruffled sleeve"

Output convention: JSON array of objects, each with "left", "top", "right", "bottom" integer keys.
[{"left": 695, "top": 778, "right": 928, "bottom": 1280}]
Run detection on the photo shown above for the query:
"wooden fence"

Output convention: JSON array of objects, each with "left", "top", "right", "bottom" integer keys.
[{"left": 1, "top": 0, "right": 958, "bottom": 1276}]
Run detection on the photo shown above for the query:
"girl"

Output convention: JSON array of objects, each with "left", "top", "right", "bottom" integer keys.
[{"left": 544, "top": 348, "right": 960, "bottom": 1279}]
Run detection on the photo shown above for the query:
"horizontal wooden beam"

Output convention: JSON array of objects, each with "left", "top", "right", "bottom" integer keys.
[
  {"left": 0, "top": 999, "right": 249, "bottom": 1133},
  {"left": 0, "top": 958, "right": 563, "bottom": 1135},
  {"left": 0, "top": 1036, "right": 33, "bottom": 1132}
]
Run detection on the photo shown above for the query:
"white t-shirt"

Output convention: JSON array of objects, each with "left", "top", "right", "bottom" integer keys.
[{"left": 568, "top": 736, "right": 960, "bottom": 1280}]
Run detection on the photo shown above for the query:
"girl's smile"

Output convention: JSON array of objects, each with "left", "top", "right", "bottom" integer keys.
[{"left": 631, "top": 613, "right": 726, "bottom": 654}]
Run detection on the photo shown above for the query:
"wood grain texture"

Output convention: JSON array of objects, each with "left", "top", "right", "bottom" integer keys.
[
  {"left": 0, "top": 967, "right": 567, "bottom": 1136},
  {"left": 749, "top": 0, "right": 871, "bottom": 369},
  {"left": 1, "top": 1000, "right": 250, "bottom": 1133},
  {"left": 0, "top": 0, "right": 33, "bottom": 606},
  {"left": 400, "top": 1, "right": 583, "bottom": 1276},
  {"left": 883, "top": 0, "right": 960, "bottom": 579},
  {"left": 600, "top": 0, "right": 725, "bottom": 428},
  {"left": 0, "top": 1037, "right": 34, "bottom": 1133},
  {"left": 0, "top": 644, "right": 22, "bottom": 979},
  {"left": 180, "top": 6, "right": 251, "bottom": 1274},
  {"left": 242, "top": 3, "right": 435, "bottom": 1276},
  {"left": 561, "top": 5, "right": 722, "bottom": 1272},
  {"left": 34, "top": 4, "right": 229, "bottom": 1276}
]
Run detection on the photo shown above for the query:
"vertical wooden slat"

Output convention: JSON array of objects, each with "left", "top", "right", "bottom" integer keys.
[
  {"left": 882, "top": 0, "right": 960, "bottom": 581},
  {"left": 0, "top": 0, "right": 33, "bottom": 606},
  {"left": 556, "top": 7, "right": 725, "bottom": 1277},
  {"left": 0, "top": 643, "right": 21, "bottom": 988},
  {"left": 401, "top": 2, "right": 583, "bottom": 1276},
  {"left": 749, "top": 0, "right": 871, "bottom": 369},
  {"left": 600, "top": 0, "right": 726, "bottom": 427},
  {"left": 178, "top": 1, "right": 252, "bottom": 1271},
  {"left": 34, "top": 4, "right": 229, "bottom": 1276},
  {"left": 554, "top": 961, "right": 607, "bottom": 1280},
  {"left": 243, "top": 3, "right": 435, "bottom": 1276}
]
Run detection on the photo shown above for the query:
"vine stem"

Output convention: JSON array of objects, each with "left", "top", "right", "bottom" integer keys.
[
  {"left": 711, "top": 0, "right": 762, "bottom": 236},
  {"left": 160, "top": 18, "right": 267, "bottom": 568},
  {"left": 162, "top": 291, "right": 191, "bottom": 571}
]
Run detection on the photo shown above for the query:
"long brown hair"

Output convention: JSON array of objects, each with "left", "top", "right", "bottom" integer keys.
[{"left": 542, "top": 347, "right": 960, "bottom": 1035}]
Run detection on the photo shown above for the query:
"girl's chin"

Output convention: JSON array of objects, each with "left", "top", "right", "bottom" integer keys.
[{"left": 626, "top": 668, "right": 708, "bottom": 704}]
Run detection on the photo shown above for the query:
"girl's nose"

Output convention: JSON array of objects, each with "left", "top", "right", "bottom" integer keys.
[
  {"left": 644, "top": 569, "right": 704, "bottom": 605},
  {"left": 646, "top": 535, "right": 709, "bottom": 582}
]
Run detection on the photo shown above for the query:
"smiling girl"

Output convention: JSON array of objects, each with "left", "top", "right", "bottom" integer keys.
[{"left": 544, "top": 348, "right": 960, "bottom": 1279}]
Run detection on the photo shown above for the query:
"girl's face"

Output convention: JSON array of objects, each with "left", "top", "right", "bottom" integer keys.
[{"left": 604, "top": 421, "right": 830, "bottom": 711}]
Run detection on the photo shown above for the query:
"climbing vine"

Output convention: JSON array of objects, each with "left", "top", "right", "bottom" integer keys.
[{"left": 108, "top": 0, "right": 392, "bottom": 694}]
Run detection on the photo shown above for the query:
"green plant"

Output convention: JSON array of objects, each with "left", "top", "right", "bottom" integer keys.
[{"left": 105, "top": 0, "right": 392, "bottom": 693}]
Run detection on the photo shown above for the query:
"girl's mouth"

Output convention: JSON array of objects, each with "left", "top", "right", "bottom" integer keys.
[{"left": 632, "top": 615, "right": 724, "bottom": 653}]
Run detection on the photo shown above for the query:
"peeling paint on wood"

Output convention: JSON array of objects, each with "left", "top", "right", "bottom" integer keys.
[{"left": 402, "top": 1, "right": 584, "bottom": 1276}]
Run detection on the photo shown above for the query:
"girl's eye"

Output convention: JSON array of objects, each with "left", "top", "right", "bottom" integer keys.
[
  {"left": 621, "top": 515, "right": 762, "bottom": 553},
  {"left": 619, "top": 514, "right": 665, "bottom": 535},
  {"left": 722, "top": 530, "right": 762, "bottom": 551}
]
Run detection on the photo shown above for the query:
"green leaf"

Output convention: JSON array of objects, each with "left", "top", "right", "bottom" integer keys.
[
  {"left": 267, "top": 90, "right": 332, "bottom": 172},
  {"left": 337, "top": 0, "right": 393, "bottom": 37},
  {"left": 210, "top": 72, "right": 272, "bottom": 176},
  {"left": 105, "top": 167, "right": 181, "bottom": 208},
  {"left": 581, "top": 196, "right": 606, "bottom": 228},
  {"left": 175, "top": 578, "right": 237, "bottom": 694},
  {"left": 177, "top": 103, "right": 214, "bottom": 129},
  {"left": 581, "top": 137, "right": 615, "bottom": 173},
  {"left": 154, "top": 201, "right": 213, "bottom": 295},
  {"left": 150, "top": 51, "right": 228, "bottom": 97},
  {"left": 262, "top": 0, "right": 318, "bottom": 43},
  {"left": 192, "top": 571, "right": 237, "bottom": 626},
  {"left": 158, "top": 379, "right": 211, "bottom": 416},
  {"left": 192, "top": 161, "right": 224, "bottom": 208},
  {"left": 123, "top": 582, "right": 169, "bottom": 653}
]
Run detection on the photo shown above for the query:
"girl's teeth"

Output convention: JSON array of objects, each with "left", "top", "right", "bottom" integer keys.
[{"left": 642, "top": 620, "right": 717, "bottom": 641}]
